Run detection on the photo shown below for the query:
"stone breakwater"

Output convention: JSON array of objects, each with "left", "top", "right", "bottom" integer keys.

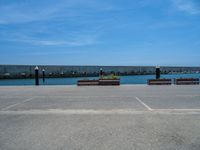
[{"left": 0, "top": 65, "right": 200, "bottom": 79}]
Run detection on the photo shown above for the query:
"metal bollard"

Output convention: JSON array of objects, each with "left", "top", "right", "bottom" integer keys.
[
  {"left": 156, "top": 66, "right": 160, "bottom": 79},
  {"left": 42, "top": 69, "right": 45, "bottom": 83},
  {"left": 100, "top": 68, "right": 103, "bottom": 79},
  {"left": 35, "top": 66, "right": 39, "bottom": 86}
]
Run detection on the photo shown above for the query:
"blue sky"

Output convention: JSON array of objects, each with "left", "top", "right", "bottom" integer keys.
[{"left": 0, "top": 0, "right": 200, "bottom": 66}]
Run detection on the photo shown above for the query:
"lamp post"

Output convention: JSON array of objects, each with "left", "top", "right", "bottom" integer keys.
[
  {"left": 156, "top": 66, "right": 160, "bottom": 79},
  {"left": 100, "top": 68, "right": 103, "bottom": 79},
  {"left": 35, "top": 66, "right": 39, "bottom": 86},
  {"left": 42, "top": 69, "right": 45, "bottom": 83}
]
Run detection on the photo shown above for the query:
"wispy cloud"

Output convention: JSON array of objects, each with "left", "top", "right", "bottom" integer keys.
[
  {"left": 8, "top": 35, "right": 98, "bottom": 47},
  {"left": 148, "top": 21, "right": 190, "bottom": 29},
  {"left": 172, "top": 0, "right": 200, "bottom": 15},
  {"left": 0, "top": 1, "right": 61, "bottom": 24},
  {"left": 0, "top": 0, "right": 115, "bottom": 25},
  {"left": 0, "top": 0, "right": 110, "bottom": 46}
]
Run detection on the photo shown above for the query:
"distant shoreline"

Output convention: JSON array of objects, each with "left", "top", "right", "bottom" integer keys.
[
  {"left": 1, "top": 72, "right": 200, "bottom": 80},
  {"left": 0, "top": 65, "right": 200, "bottom": 79},
  {"left": 0, "top": 72, "right": 200, "bottom": 81}
]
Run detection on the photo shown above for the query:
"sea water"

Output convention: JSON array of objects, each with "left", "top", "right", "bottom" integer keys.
[{"left": 0, "top": 73, "right": 199, "bottom": 86}]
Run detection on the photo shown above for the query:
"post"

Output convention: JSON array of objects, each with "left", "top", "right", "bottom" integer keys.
[
  {"left": 100, "top": 68, "right": 103, "bottom": 79},
  {"left": 35, "top": 66, "right": 39, "bottom": 86},
  {"left": 42, "top": 69, "right": 45, "bottom": 83},
  {"left": 156, "top": 66, "right": 160, "bottom": 79},
  {"left": 84, "top": 72, "right": 87, "bottom": 77}
]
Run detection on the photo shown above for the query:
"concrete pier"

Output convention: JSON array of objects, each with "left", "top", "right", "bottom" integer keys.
[{"left": 0, "top": 85, "right": 200, "bottom": 150}]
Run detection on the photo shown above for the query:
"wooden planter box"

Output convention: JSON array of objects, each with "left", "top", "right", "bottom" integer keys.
[
  {"left": 99, "top": 79, "right": 120, "bottom": 86},
  {"left": 77, "top": 79, "right": 120, "bottom": 86},
  {"left": 77, "top": 80, "right": 99, "bottom": 86},
  {"left": 175, "top": 78, "right": 199, "bottom": 85},
  {"left": 148, "top": 79, "right": 172, "bottom": 85}
]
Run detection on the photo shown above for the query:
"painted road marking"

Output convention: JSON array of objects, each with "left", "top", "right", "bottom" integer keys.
[
  {"left": 156, "top": 109, "right": 200, "bottom": 111},
  {"left": 1, "top": 109, "right": 200, "bottom": 115},
  {"left": 32, "top": 96, "right": 138, "bottom": 98},
  {"left": 135, "top": 97, "right": 153, "bottom": 111},
  {"left": 1, "top": 97, "right": 35, "bottom": 111},
  {"left": 176, "top": 95, "right": 200, "bottom": 98}
]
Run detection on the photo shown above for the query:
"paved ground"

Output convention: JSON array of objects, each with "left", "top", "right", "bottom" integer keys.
[{"left": 0, "top": 85, "right": 200, "bottom": 150}]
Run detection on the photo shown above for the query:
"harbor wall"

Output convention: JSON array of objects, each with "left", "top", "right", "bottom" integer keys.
[{"left": 0, "top": 65, "right": 200, "bottom": 79}]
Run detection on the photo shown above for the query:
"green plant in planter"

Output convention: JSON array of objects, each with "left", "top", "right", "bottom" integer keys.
[
  {"left": 102, "top": 74, "right": 119, "bottom": 80},
  {"left": 83, "top": 78, "right": 88, "bottom": 80}
]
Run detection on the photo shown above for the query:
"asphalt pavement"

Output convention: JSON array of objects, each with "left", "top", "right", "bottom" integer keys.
[{"left": 0, "top": 85, "right": 200, "bottom": 150}]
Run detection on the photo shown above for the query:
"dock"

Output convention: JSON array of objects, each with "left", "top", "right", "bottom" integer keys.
[{"left": 0, "top": 85, "right": 200, "bottom": 150}]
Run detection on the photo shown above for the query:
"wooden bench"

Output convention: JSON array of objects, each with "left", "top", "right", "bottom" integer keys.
[
  {"left": 175, "top": 78, "right": 199, "bottom": 85},
  {"left": 148, "top": 79, "right": 172, "bottom": 85}
]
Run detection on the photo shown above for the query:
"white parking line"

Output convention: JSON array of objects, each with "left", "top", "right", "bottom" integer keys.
[
  {"left": 0, "top": 95, "right": 126, "bottom": 99},
  {"left": 135, "top": 97, "right": 153, "bottom": 111},
  {"left": 156, "top": 109, "right": 200, "bottom": 111},
  {"left": 1, "top": 97, "right": 35, "bottom": 111},
  {"left": 176, "top": 95, "right": 200, "bottom": 97},
  {"left": 1, "top": 109, "right": 200, "bottom": 115}
]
